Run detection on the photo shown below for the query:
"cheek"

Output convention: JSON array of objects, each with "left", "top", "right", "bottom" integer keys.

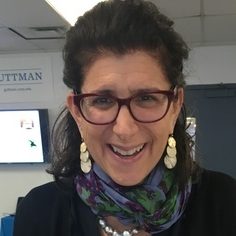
[
  {"left": 152, "top": 126, "right": 169, "bottom": 150},
  {"left": 79, "top": 123, "right": 106, "bottom": 155},
  {"left": 72, "top": 114, "right": 83, "bottom": 135},
  {"left": 156, "top": 115, "right": 174, "bottom": 135},
  {"left": 163, "top": 106, "right": 179, "bottom": 133},
  {"left": 150, "top": 116, "right": 174, "bottom": 153}
]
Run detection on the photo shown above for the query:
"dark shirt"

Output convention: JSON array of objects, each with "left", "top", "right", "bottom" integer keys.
[{"left": 13, "top": 169, "right": 236, "bottom": 236}]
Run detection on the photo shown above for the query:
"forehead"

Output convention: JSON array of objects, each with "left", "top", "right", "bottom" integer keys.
[{"left": 81, "top": 51, "right": 170, "bottom": 93}]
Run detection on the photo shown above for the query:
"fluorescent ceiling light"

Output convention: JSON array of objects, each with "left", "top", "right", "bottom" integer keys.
[{"left": 45, "top": 0, "right": 106, "bottom": 25}]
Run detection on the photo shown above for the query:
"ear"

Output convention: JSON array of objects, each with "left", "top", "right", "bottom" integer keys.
[
  {"left": 170, "top": 87, "right": 184, "bottom": 131},
  {"left": 175, "top": 87, "right": 184, "bottom": 111},
  {"left": 66, "top": 92, "right": 83, "bottom": 124}
]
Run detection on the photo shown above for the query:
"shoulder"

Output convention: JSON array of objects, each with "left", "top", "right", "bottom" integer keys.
[
  {"left": 191, "top": 169, "right": 236, "bottom": 208},
  {"left": 18, "top": 181, "right": 73, "bottom": 208},
  {"left": 17, "top": 179, "right": 76, "bottom": 214},
  {"left": 24, "top": 181, "right": 62, "bottom": 197},
  {"left": 201, "top": 169, "right": 236, "bottom": 183},
  {"left": 197, "top": 169, "right": 236, "bottom": 198},
  {"left": 25, "top": 180, "right": 72, "bottom": 197},
  {"left": 183, "top": 169, "right": 236, "bottom": 235},
  {"left": 13, "top": 181, "right": 76, "bottom": 236}
]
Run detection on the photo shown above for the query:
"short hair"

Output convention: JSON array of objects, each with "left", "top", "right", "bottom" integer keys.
[{"left": 48, "top": 0, "right": 196, "bottom": 188}]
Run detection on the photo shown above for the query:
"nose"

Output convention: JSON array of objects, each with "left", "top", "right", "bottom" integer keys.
[{"left": 112, "top": 106, "right": 139, "bottom": 140}]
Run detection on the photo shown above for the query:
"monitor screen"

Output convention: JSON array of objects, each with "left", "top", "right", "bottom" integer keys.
[{"left": 0, "top": 109, "right": 50, "bottom": 164}]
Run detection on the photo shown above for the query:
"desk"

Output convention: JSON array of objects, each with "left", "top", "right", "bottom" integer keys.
[{"left": 0, "top": 215, "right": 14, "bottom": 236}]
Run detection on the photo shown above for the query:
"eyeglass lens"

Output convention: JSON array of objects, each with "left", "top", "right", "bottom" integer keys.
[{"left": 77, "top": 92, "right": 172, "bottom": 124}]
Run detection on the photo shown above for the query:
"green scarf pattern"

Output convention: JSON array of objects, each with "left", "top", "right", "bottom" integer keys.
[{"left": 75, "top": 163, "right": 191, "bottom": 233}]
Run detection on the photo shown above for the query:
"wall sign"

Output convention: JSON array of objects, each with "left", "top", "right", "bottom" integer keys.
[{"left": 0, "top": 55, "right": 54, "bottom": 103}]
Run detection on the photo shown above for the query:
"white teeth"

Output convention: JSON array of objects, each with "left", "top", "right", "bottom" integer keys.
[{"left": 111, "top": 144, "right": 144, "bottom": 156}]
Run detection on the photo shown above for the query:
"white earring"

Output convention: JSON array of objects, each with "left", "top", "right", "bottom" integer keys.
[
  {"left": 164, "top": 135, "right": 177, "bottom": 169},
  {"left": 80, "top": 141, "right": 92, "bottom": 173}
]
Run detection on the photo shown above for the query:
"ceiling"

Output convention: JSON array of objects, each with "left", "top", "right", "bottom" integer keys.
[{"left": 0, "top": 0, "right": 236, "bottom": 54}]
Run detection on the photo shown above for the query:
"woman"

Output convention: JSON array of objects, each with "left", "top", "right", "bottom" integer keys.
[{"left": 14, "top": 0, "right": 236, "bottom": 236}]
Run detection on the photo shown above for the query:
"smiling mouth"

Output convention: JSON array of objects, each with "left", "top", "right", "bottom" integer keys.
[{"left": 109, "top": 144, "right": 145, "bottom": 158}]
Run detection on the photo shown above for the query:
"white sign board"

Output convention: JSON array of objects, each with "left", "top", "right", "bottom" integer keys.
[{"left": 0, "top": 55, "right": 54, "bottom": 103}]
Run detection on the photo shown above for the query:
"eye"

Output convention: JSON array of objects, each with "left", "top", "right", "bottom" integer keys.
[
  {"left": 138, "top": 94, "right": 156, "bottom": 101},
  {"left": 135, "top": 93, "right": 157, "bottom": 102},
  {"left": 88, "top": 95, "right": 116, "bottom": 109},
  {"left": 133, "top": 93, "right": 167, "bottom": 107}
]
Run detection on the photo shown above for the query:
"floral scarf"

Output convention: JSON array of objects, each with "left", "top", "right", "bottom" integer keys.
[{"left": 75, "top": 163, "right": 191, "bottom": 234}]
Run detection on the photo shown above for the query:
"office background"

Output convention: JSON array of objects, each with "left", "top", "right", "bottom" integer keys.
[{"left": 0, "top": 0, "right": 236, "bottom": 218}]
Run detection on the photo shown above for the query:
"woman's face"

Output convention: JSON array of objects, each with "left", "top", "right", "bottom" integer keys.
[{"left": 67, "top": 51, "right": 183, "bottom": 186}]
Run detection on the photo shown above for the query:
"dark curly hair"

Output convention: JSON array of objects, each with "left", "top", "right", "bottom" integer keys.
[{"left": 48, "top": 0, "right": 197, "bottom": 188}]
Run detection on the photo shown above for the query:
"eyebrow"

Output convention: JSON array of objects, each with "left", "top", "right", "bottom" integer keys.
[
  {"left": 132, "top": 88, "right": 165, "bottom": 93},
  {"left": 88, "top": 89, "right": 114, "bottom": 95},
  {"left": 87, "top": 87, "right": 166, "bottom": 95}
]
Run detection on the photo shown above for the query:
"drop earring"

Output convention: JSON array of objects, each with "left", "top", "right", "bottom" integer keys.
[
  {"left": 164, "top": 135, "right": 177, "bottom": 169},
  {"left": 80, "top": 141, "right": 92, "bottom": 173}
]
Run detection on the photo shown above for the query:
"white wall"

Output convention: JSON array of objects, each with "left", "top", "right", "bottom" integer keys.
[
  {"left": 0, "top": 52, "right": 67, "bottom": 216},
  {"left": 186, "top": 45, "right": 236, "bottom": 85},
  {"left": 0, "top": 45, "right": 236, "bottom": 216}
]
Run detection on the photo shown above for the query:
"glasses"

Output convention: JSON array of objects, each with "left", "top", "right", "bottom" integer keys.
[{"left": 73, "top": 88, "right": 177, "bottom": 125}]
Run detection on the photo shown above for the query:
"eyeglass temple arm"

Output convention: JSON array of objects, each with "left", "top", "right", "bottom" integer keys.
[
  {"left": 73, "top": 89, "right": 79, "bottom": 95},
  {"left": 171, "top": 86, "right": 179, "bottom": 100}
]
